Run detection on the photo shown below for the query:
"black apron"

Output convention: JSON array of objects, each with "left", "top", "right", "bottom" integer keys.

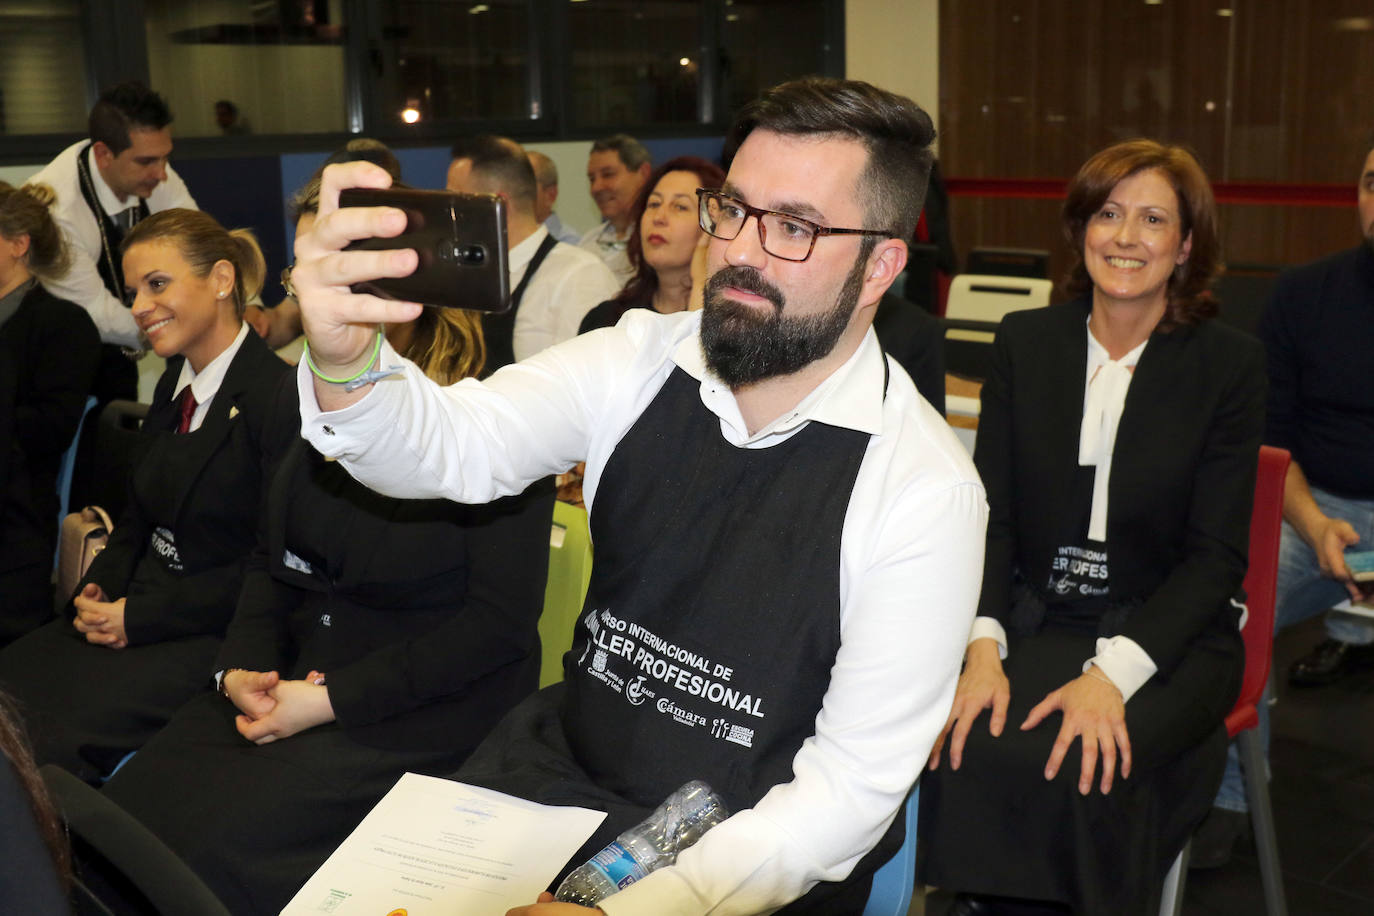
[
  {"left": 481, "top": 231, "right": 560, "bottom": 376},
  {"left": 76, "top": 141, "right": 147, "bottom": 404},
  {"left": 458, "top": 364, "right": 905, "bottom": 911}
]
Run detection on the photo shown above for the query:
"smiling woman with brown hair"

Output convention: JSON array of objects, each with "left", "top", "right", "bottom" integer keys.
[{"left": 918, "top": 140, "right": 1265, "bottom": 915}]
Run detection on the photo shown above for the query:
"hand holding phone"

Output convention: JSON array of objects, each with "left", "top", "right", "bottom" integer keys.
[{"left": 340, "top": 187, "right": 510, "bottom": 313}]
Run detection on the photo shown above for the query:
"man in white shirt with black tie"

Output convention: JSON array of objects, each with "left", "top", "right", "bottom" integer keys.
[{"left": 30, "top": 81, "right": 198, "bottom": 402}]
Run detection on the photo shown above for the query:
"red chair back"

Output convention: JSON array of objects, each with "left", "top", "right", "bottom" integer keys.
[{"left": 1227, "top": 445, "right": 1291, "bottom": 737}]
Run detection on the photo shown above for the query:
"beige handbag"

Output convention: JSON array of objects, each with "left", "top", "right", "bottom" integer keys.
[{"left": 57, "top": 506, "right": 114, "bottom": 600}]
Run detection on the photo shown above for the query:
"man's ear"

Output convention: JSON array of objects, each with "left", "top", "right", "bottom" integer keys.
[
  {"left": 91, "top": 141, "right": 115, "bottom": 171},
  {"left": 860, "top": 238, "right": 908, "bottom": 306},
  {"left": 636, "top": 162, "right": 652, "bottom": 182}
]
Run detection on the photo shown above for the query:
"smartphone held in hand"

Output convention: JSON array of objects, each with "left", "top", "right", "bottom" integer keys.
[{"left": 340, "top": 187, "right": 511, "bottom": 312}]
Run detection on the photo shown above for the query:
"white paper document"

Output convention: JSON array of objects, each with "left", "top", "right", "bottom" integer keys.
[{"left": 281, "top": 773, "right": 606, "bottom": 916}]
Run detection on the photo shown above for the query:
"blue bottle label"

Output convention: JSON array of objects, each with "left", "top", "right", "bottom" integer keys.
[{"left": 589, "top": 842, "right": 645, "bottom": 890}]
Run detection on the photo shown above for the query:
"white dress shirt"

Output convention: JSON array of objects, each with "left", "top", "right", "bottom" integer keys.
[
  {"left": 510, "top": 226, "right": 621, "bottom": 361},
  {"left": 577, "top": 219, "right": 635, "bottom": 286},
  {"left": 28, "top": 141, "right": 198, "bottom": 349},
  {"left": 544, "top": 212, "right": 582, "bottom": 246},
  {"left": 297, "top": 310, "right": 987, "bottom": 914},
  {"left": 171, "top": 323, "right": 251, "bottom": 432},
  {"left": 968, "top": 321, "right": 1159, "bottom": 701}
]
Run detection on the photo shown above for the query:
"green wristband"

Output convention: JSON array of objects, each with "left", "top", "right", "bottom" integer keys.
[{"left": 303, "top": 330, "right": 383, "bottom": 385}]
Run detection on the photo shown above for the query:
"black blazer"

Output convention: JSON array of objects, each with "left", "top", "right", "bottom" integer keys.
[
  {"left": 0, "top": 284, "right": 100, "bottom": 572},
  {"left": 975, "top": 300, "right": 1265, "bottom": 677},
  {"left": 78, "top": 330, "right": 289, "bottom": 645},
  {"left": 215, "top": 377, "right": 553, "bottom": 751}
]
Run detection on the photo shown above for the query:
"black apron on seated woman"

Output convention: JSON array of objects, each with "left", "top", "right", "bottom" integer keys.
[
  {"left": 0, "top": 334, "right": 285, "bottom": 782},
  {"left": 456, "top": 367, "right": 905, "bottom": 913},
  {"left": 918, "top": 463, "right": 1244, "bottom": 915},
  {"left": 102, "top": 382, "right": 554, "bottom": 915}
]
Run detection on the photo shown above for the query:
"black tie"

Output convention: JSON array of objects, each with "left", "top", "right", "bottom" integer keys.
[{"left": 115, "top": 207, "right": 138, "bottom": 233}]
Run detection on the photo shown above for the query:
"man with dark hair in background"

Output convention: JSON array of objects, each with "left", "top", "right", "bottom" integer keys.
[
  {"left": 290, "top": 77, "right": 984, "bottom": 914},
  {"left": 30, "top": 81, "right": 197, "bottom": 403},
  {"left": 527, "top": 149, "right": 581, "bottom": 246},
  {"left": 447, "top": 135, "right": 619, "bottom": 371},
  {"left": 578, "top": 133, "right": 652, "bottom": 284},
  {"left": 1196, "top": 132, "right": 1374, "bottom": 868}
]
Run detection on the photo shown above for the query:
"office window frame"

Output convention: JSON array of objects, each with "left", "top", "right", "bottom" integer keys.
[{"left": 0, "top": 0, "right": 845, "bottom": 165}]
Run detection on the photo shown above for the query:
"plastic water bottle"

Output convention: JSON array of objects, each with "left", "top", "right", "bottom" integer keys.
[{"left": 554, "top": 780, "right": 730, "bottom": 905}]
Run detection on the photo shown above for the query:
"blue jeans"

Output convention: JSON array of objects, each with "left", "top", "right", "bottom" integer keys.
[{"left": 1215, "top": 487, "right": 1374, "bottom": 813}]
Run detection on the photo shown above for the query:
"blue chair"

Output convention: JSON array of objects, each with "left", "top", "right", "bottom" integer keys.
[
  {"left": 863, "top": 785, "right": 920, "bottom": 916},
  {"left": 55, "top": 395, "right": 98, "bottom": 523},
  {"left": 53, "top": 395, "right": 98, "bottom": 567}
]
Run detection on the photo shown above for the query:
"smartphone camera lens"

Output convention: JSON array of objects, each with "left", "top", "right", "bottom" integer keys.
[{"left": 459, "top": 245, "right": 486, "bottom": 266}]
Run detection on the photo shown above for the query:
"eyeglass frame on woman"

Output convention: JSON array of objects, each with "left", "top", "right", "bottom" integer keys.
[{"left": 695, "top": 188, "right": 895, "bottom": 263}]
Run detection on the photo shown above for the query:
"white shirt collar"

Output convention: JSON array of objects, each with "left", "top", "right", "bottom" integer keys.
[
  {"left": 509, "top": 224, "right": 551, "bottom": 280},
  {"left": 86, "top": 144, "right": 136, "bottom": 217},
  {"left": 1079, "top": 318, "right": 1149, "bottom": 542},
  {"left": 592, "top": 220, "right": 631, "bottom": 247},
  {"left": 671, "top": 320, "right": 886, "bottom": 448},
  {"left": 174, "top": 322, "right": 251, "bottom": 409}
]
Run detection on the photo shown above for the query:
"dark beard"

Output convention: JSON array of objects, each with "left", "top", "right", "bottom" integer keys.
[{"left": 700, "top": 255, "right": 866, "bottom": 387}]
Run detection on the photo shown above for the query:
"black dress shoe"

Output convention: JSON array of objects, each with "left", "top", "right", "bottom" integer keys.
[
  {"left": 1189, "top": 806, "right": 1250, "bottom": 870},
  {"left": 1288, "top": 638, "right": 1374, "bottom": 687}
]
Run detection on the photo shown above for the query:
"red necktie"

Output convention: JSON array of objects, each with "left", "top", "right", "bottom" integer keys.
[{"left": 176, "top": 388, "right": 198, "bottom": 434}]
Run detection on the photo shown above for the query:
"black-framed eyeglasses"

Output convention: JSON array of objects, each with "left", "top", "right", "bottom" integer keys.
[{"left": 696, "top": 188, "right": 894, "bottom": 262}]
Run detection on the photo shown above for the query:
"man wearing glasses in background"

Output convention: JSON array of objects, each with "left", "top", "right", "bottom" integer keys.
[{"left": 289, "top": 77, "right": 985, "bottom": 914}]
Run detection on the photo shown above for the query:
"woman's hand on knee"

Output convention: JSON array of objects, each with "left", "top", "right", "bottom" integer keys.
[
  {"left": 1022, "top": 665, "right": 1130, "bottom": 795},
  {"left": 929, "top": 638, "right": 1011, "bottom": 771}
]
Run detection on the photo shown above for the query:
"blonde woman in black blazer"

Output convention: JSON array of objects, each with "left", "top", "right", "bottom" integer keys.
[
  {"left": 0, "top": 210, "right": 288, "bottom": 783},
  {"left": 919, "top": 141, "right": 1265, "bottom": 916}
]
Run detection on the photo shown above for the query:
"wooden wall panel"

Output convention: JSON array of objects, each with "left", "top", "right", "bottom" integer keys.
[{"left": 940, "top": 0, "right": 1374, "bottom": 272}]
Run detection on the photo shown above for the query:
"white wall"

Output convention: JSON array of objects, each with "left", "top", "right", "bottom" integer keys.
[
  {"left": 143, "top": 0, "right": 348, "bottom": 137},
  {"left": 845, "top": 0, "right": 940, "bottom": 149}
]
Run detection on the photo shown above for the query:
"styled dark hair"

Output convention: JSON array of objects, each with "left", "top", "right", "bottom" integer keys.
[
  {"left": 1061, "top": 139, "right": 1220, "bottom": 330},
  {"left": 725, "top": 77, "right": 936, "bottom": 244},
  {"left": 326, "top": 138, "right": 402, "bottom": 181},
  {"left": 609, "top": 156, "right": 726, "bottom": 319},
  {"left": 288, "top": 139, "right": 403, "bottom": 225},
  {"left": 88, "top": 82, "right": 173, "bottom": 156},
  {"left": 590, "top": 133, "right": 651, "bottom": 172},
  {"left": 122, "top": 209, "right": 265, "bottom": 318},
  {"left": 0, "top": 182, "right": 70, "bottom": 280},
  {"left": 449, "top": 135, "right": 537, "bottom": 212}
]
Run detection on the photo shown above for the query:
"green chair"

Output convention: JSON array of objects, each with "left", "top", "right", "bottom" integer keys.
[{"left": 539, "top": 500, "right": 593, "bottom": 687}]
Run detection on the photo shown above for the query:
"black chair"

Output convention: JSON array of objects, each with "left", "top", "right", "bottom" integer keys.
[
  {"left": 966, "top": 247, "right": 1050, "bottom": 279},
  {"left": 1213, "top": 263, "right": 1281, "bottom": 339},
  {"left": 901, "top": 242, "right": 942, "bottom": 314},
  {"left": 87, "top": 400, "right": 149, "bottom": 523},
  {"left": 42, "top": 764, "right": 231, "bottom": 916},
  {"left": 942, "top": 317, "right": 1002, "bottom": 381}
]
